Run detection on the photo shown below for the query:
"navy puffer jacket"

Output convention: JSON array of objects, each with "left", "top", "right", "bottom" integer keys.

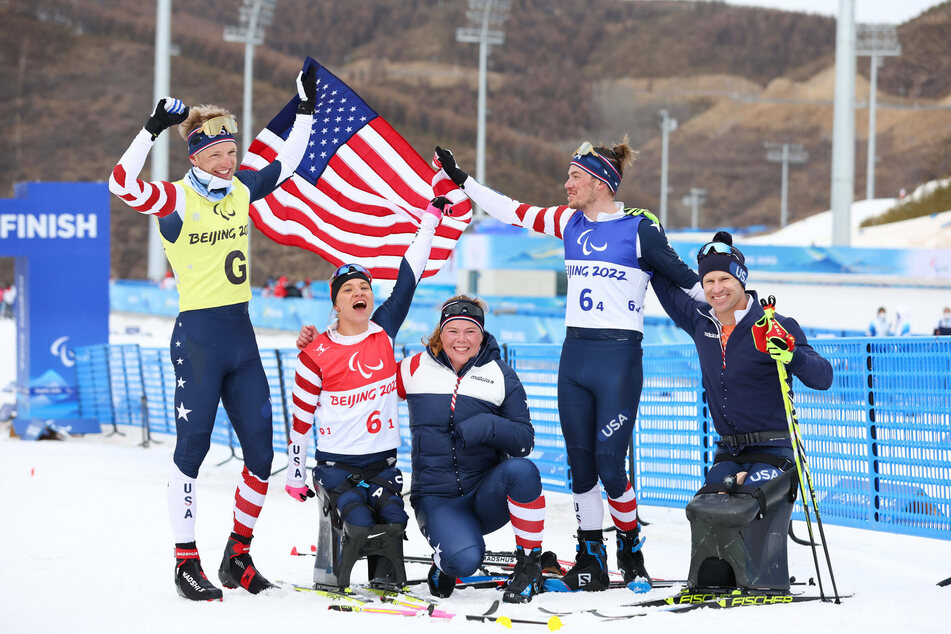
[
  {"left": 397, "top": 332, "right": 533, "bottom": 503},
  {"left": 651, "top": 276, "right": 832, "bottom": 450}
]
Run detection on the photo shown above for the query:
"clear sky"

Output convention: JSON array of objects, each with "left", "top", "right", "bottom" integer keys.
[{"left": 724, "top": 0, "right": 946, "bottom": 24}]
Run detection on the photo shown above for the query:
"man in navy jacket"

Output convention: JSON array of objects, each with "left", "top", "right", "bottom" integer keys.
[{"left": 650, "top": 231, "right": 833, "bottom": 487}]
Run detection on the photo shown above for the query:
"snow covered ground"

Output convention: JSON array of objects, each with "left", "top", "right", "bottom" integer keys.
[
  {"left": 2, "top": 197, "right": 950, "bottom": 631},
  {"left": 2, "top": 424, "right": 949, "bottom": 633},
  {"left": 2, "top": 316, "right": 951, "bottom": 633}
]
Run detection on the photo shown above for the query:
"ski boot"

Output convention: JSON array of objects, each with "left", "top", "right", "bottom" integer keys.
[
  {"left": 617, "top": 529, "right": 652, "bottom": 590},
  {"left": 175, "top": 543, "right": 223, "bottom": 601},
  {"left": 503, "top": 546, "right": 543, "bottom": 604},
  {"left": 427, "top": 562, "right": 455, "bottom": 598},
  {"left": 218, "top": 532, "right": 275, "bottom": 594},
  {"left": 552, "top": 530, "right": 610, "bottom": 591}
]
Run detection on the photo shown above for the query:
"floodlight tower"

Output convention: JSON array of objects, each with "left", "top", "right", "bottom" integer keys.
[
  {"left": 224, "top": 0, "right": 277, "bottom": 157},
  {"left": 148, "top": 0, "right": 173, "bottom": 281},
  {"left": 856, "top": 24, "right": 901, "bottom": 200},
  {"left": 765, "top": 142, "right": 809, "bottom": 227},
  {"left": 681, "top": 188, "right": 707, "bottom": 230},
  {"left": 658, "top": 108, "right": 678, "bottom": 227},
  {"left": 456, "top": 0, "right": 510, "bottom": 210},
  {"left": 831, "top": 0, "right": 856, "bottom": 246}
]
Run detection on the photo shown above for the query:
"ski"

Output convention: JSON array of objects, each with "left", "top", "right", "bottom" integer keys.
[
  {"left": 540, "top": 588, "right": 846, "bottom": 618},
  {"left": 665, "top": 592, "right": 851, "bottom": 613},
  {"left": 282, "top": 581, "right": 454, "bottom": 619},
  {"left": 543, "top": 577, "right": 656, "bottom": 593}
]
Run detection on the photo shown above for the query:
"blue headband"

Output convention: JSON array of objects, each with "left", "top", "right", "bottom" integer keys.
[
  {"left": 187, "top": 128, "right": 236, "bottom": 158},
  {"left": 570, "top": 150, "right": 622, "bottom": 194}
]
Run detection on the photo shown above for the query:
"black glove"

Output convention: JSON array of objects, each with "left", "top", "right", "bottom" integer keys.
[
  {"left": 144, "top": 97, "right": 189, "bottom": 141},
  {"left": 430, "top": 196, "right": 451, "bottom": 212},
  {"left": 435, "top": 146, "right": 469, "bottom": 187},
  {"left": 296, "top": 66, "right": 318, "bottom": 115}
]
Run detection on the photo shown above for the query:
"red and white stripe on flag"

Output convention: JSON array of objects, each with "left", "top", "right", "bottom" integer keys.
[{"left": 241, "top": 58, "right": 471, "bottom": 280}]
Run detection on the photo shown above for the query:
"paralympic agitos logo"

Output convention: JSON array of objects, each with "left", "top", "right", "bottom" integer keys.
[{"left": 213, "top": 202, "right": 237, "bottom": 221}]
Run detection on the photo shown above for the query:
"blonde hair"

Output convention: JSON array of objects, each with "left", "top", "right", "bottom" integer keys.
[
  {"left": 593, "top": 135, "right": 637, "bottom": 179},
  {"left": 423, "top": 294, "right": 488, "bottom": 356},
  {"left": 178, "top": 104, "right": 236, "bottom": 140}
]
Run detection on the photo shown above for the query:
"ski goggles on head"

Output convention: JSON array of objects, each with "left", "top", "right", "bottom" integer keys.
[
  {"left": 187, "top": 116, "right": 238, "bottom": 157},
  {"left": 697, "top": 241, "right": 742, "bottom": 261},
  {"left": 440, "top": 298, "right": 485, "bottom": 332},
  {"left": 331, "top": 263, "right": 372, "bottom": 283},
  {"left": 330, "top": 263, "right": 372, "bottom": 305},
  {"left": 198, "top": 116, "right": 238, "bottom": 137},
  {"left": 573, "top": 141, "right": 598, "bottom": 158}
]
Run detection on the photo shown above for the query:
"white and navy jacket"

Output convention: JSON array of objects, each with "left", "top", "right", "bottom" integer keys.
[{"left": 397, "top": 333, "right": 533, "bottom": 503}]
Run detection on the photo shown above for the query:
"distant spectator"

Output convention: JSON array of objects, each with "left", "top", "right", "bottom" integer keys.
[
  {"left": 273, "top": 275, "right": 289, "bottom": 299},
  {"left": 868, "top": 307, "right": 892, "bottom": 337},
  {"left": 893, "top": 307, "right": 911, "bottom": 337},
  {"left": 935, "top": 307, "right": 951, "bottom": 336},
  {"left": 160, "top": 270, "right": 177, "bottom": 290},
  {"left": 261, "top": 277, "right": 276, "bottom": 298},
  {"left": 299, "top": 278, "right": 314, "bottom": 299},
  {"left": 284, "top": 282, "right": 302, "bottom": 298},
  {"left": 2, "top": 284, "right": 16, "bottom": 319}
]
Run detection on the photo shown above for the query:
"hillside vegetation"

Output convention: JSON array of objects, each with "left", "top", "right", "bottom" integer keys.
[{"left": 1, "top": 0, "right": 950, "bottom": 284}]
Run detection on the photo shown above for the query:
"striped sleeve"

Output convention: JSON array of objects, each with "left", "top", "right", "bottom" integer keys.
[
  {"left": 108, "top": 129, "right": 183, "bottom": 218},
  {"left": 461, "top": 176, "right": 575, "bottom": 240},
  {"left": 290, "top": 350, "right": 322, "bottom": 442}
]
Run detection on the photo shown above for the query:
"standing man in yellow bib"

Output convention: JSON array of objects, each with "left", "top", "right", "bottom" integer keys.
[{"left": 109, "top": 67, "right": 318, "bottom": 601}]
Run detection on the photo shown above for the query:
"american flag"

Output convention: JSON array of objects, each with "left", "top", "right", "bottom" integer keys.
[{"left": 241, "top": 57, "right": 472, "bottom": 280}]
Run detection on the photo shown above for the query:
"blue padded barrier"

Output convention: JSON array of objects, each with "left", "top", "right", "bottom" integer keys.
[{"left": 74, "top": 336, "right": 951, "bottom": 541}]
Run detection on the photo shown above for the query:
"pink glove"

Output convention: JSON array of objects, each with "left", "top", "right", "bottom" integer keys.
[
  {"left": 285, "top": 484, "right": 315, "bottom": 502},
  {"left": 424, "top": 196, "right": 451, "bottom": 221}
]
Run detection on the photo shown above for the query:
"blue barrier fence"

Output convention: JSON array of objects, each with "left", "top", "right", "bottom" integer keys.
[{"left": 74, "top": 337, "right": 951, "bottom": 541}]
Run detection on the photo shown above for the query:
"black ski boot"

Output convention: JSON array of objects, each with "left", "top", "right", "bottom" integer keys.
[
  {"left": 503, "top": 546, "right": 543, "bottom": 604},
  {"left": 175, "top": 543, "right": 223, "bottom": 601},
  {"left": 617, "top": 529, "right": 652, "bottom": 587},
  {"left": 218, "top": 532, "right": 275, "bottom": 594},
  {"left": 427, "top": 562, "right": 455, "bottom": 598},
  {"left": 558, "top": 530, "right": 610, "bottom": 591}
]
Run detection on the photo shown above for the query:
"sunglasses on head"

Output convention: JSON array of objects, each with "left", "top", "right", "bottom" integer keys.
[
  {"left": 441, "top": 298, "right": 484, "bottom": 322},
  {"left": 697, "top": 241, "right": 741, "bottom": 261},
  {"left": 200, "top": 116, "right": 238, "bottom": 137},
  {"left": 331, "top": 263, "right": 372, "bottom": 283},
  {"left": 573, "top": 141, "right": 616, "bottom": 161}
]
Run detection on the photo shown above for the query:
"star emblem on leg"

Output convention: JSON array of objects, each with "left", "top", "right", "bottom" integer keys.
[{"left": 176, "top": 402, "right": 192, "bottom": 421}]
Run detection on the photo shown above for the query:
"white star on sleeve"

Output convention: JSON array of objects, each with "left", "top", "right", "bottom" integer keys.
[{"left": 177, "top": 377, "right": 186, "bottom": 389}]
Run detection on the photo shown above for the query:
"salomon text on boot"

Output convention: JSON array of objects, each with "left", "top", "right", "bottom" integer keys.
[{"left": 553, "top": 530, "right": 610, "bottom": 592}]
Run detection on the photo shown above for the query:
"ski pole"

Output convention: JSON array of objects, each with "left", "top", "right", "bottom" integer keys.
[{"left": 761, "top": 295, "right": 841, "bottom": 603}]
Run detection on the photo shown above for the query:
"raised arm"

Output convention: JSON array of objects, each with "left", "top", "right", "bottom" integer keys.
[
  {"left": 108, "top": 98, "right": 189, "bottom": 217},
  {"left": 371, "top": 197, "right": 448, "bottom": 339},
  {"left": 434, "top": 146, "right": 575, "bottom": 239},
  {"left": 238, "top": 67, "right": 317, "bottom": 202}
]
